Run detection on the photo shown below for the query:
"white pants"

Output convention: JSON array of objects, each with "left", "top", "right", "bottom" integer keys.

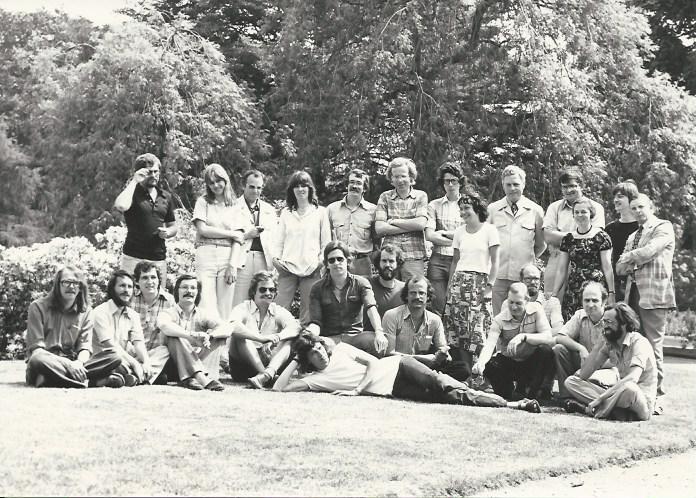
[{"left": 196, "top": 245, "right": 236, "bottom": 321}]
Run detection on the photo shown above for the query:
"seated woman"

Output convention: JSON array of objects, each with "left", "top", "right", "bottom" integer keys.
[
  {"left": 273, "top": 332, "right": 541, "bottom": 413},
  {"left": 228, "top": 271, "right": 301, "bottom": 388}
]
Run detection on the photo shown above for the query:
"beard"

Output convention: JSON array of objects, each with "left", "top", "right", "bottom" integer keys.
[
  {"left": 604, "top": 327, "right": 623, "bottom": 344},
  {"left": 112, "top": 294, "right": 131, "bottom": 307},
  {"left": 378, "top": 267, "right": 395, "bottom": 280},
  {"left": 527, "top": 286, "right": 539, "bottom": 299}
]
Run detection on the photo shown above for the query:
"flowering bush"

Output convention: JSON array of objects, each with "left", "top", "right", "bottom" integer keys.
[{"left": 0, "top": 211, "right": 195, "bottom": 359}]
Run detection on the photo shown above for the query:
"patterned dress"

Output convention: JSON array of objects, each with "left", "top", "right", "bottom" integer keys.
[{"left": 559, "top": 229, "right": 612, "bottom": 321}]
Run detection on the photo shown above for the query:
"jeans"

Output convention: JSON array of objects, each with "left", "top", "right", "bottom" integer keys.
[
  {"left": 427, "top": 253, "right": 452, "bottom": 315},
  {"left": 399, "top": 259, "right": 425, "bottom": 283},
  {"left": 276, "top": 267, "right": 322, "bottom": 326},
  {"left": 26, "top": 349, "right": 122, "bottom": 388}
]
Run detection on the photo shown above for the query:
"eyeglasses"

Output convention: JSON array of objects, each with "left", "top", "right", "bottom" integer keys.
[
  {"left": 443, "top": 179, "right": 460, "bottom": 185},
  {"left": 328, "top": 256, "right": 346, "bottom": 264},
  {"left": 61, "top": 280, "right": 80, "bottom": 287},
  {"left": 258, "top": 286, "right": 277, "bottom": 294},
  {"left": 146, "top": 168, "right": 160, "bottom": 176}
]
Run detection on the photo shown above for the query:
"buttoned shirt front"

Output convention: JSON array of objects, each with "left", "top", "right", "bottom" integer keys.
[
  {"left": 274, "top": 206, "right": 332, "bottom": 276},
  {"left": 487, "top": 195, "right": 545, "bottom": 280},
  {"left": 502, "top": 293, "right": 563, "bottom": 334},
  {"left": 426, "top": 195, "right": 463, "bottom": 256},
  {"left": 230, "top": 300, "right": 299, "bottom": 345},
  {"left": 490, "top": 301, "right": 551, "bottom": 360},
  {"left": 92, "top": 300, "right": 144, "bottom": 354},
  {"left": 543, "top": 197, "right": 606, "bottom": 255},
  {"left": 327, "top": 196, "right": 377, "bottom": 254},
  {"left": 557, "top": 309, "right": 605, "bottom": 352},
  {"left": 131, "top": 291, "right": 176, "bottom": 350},
  {"left": 308, "top": 273, "right": 377, "bottom": 336},
  {"left": 235, "top": 196, "right": 279, "bottom": 269},
  {"left": 376, "top": 188, "right": 429, "bottom": 260},
  {"left": 382, "top": 304, "right": 446, "bottom": 355},
  {"left": 25, "top": 295, "right": 93, "bottom": 359},
  {"left": 158, "top": 304, "right": 222, "bottom": 335},
  {"left": 621, "top": 217, "right": 676, "bottom": 309},
  {"left": 599, "top": 331, "right": 657, "bottom": 407},
  {"left": 123, "top": 183, "right": 176, "bottom": 260}
]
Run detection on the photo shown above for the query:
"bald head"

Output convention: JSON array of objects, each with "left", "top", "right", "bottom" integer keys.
[{"left": 630, "top": 193, "right": 654, "bottom": 225}]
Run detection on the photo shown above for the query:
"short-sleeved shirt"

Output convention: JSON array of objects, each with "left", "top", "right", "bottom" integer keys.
[
  {"left": 557, "top": 309, "right": 604, "bottom": 352},
  {"left": 309, "top": 274, "right": 377, "bottom": 335},
  {"left": 274, "top": 206, "right": 332, "bottom": 276},
  {"left": 543, "top": 198, "right": 606, "bottom": 253},
  {"left": 131, "top": 291, "right": 176, "bottom": 350},
  {"left": 298, "top": 342, "right": 402, "bottom": 395},
  {"left": 230, "top": 300, "right": 299, "bottom": 345},
  {"left": 382, "top": 304, "right": 446, "bottom": 355},
  {"left": 500, "top": 294, "right": 564, "bottom": 335},
  {"left": 192, "top": 196, "right": 247, "bottom": 248},
  {"left": 600, "top": 331, "right": 657, "bottom": 406},
  {"left": 92, "top": 300, "right": 144, "bottom": 354},
  {"left": 327, "top": 197, "right": 377, "bottom": 254},
  {"left": 427, "top": 196, "right": 463, "bottom": 256},
  {"left": 25, "top": 295, "right": 93, "bottom": 359},
  {"left": 490, "top": 301, "right": 551, "bottom": 360},
  {"left": 487, "top": 195, "right": 545, "bottom": 280},
  {"left": 375, "top": 188, "right": 429, "bottom": 260},
  {"left": 452, "top": 223, "right": 500, "bottom": 274},
  {"left": 122, "top": 183, "right": 176, "bottom": 261},
  {"left": 157, "top": 304, "right": 222, "bottom": 335}
]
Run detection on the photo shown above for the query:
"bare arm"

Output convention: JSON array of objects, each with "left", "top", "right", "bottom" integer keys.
[
  {"left": 578, "top": 344, "right": 609, "bottom": 380},
  {"left": 272, "top": 360, "right": 308, "bottom": 392},
  {"left": 600, "top": 248, "right": 615, "bottom": 302},
  {"left": 551, "top": 252, "right": 570, "bottom": 297}
]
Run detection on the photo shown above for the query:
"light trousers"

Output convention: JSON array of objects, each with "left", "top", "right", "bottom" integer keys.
[
  {"left": 628, "top": 284, "right": 668, "bottom": 392},
  {"left": 565, "top": 375, "right": 652, "bottom": 421},
  {"left": 196, "top": 244, "right": 236, "bottom": 321},
  {"left": 233, "top": 251, "right": 271, "bottom": 307},
  {"left": 121, "top": 254, "right": 168, "bottom": 290}
]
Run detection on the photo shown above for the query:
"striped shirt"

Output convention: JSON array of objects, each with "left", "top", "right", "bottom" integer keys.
[{"left": 426, "top": 195, "right": 463, "bottom": 256}]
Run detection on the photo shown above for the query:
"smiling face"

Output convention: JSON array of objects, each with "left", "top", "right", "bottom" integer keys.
[
  {"left": 208, "top": 174, "right": 226, "bottom": 199},
  {"left": 114, "top": 276, "right": 134, "bottom": 306},
  {"left": 137, "top": 268, "right": 160, "bottom": 296},
  {"left": 293, "top": 182, "right": 310, "bottom": 203},
  {"left": 502, "top": 173, "right": 524, "bottom": 203},
  {"left": 390, "top": 165, "right": 413, "bottom": 193},
  {"left": 177, "top": 278, "right": 199, "bottom": 307},
  {"left": 613, "top": 192, "right": 631, "bottom": 214},
  {"left": 573, "top": 203, "right": 592, "bottom": 227},
  {"left": 459, "top": 203, "right": 477, "bottom": 224},
  {"left": 253, "top": 278, "right": 277, "bottom": 307},
  {"left": 561, "top": 180, "right": 582, "bottom": 204}
]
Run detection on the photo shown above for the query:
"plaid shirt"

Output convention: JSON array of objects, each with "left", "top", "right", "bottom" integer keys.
[
  {"left": 382, "top": 304, "right": 447, "bottom": 355},
  {"left": 426, "top": 195, "right": 463, "bottom": 256},
  {"left": 131, "top": 291, "right": 176, "bottom": 350},
  {"left": 376, "top": 188, "right": 429, "bottom": 260},
  {"left": 621, "top": 217, "right": 676, "bottom": 309}
]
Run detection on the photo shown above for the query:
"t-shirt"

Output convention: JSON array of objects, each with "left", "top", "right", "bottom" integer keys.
[
  {"left": 604, "top": 220, "right": 639, "bottom": 268},
  {"left": 299, "top": 343, "right": 401, "bottom": 395},
  {"left": 192, "top": 196, "right": 246, "bottom": 247},
  {"left": 452, "top": 223, "right": 500, "bottom": 274},
  {"left": 364, "top": 276, "right": 405, "bottom": 330}
]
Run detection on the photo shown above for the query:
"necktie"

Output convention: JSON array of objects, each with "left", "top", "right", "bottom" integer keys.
[
  {"left": 511, "top": 202, "right": 518, "bottom": 215},
  {"left": 631, "top": 226, "right": 644, "bottom": 251}
]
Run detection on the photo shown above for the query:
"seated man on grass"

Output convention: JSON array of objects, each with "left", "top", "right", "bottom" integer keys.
[
  {"left": 305, "top": 241, "right": 388, "bottom": 356},
  {"left": 25, "top": 266, "right": 122, "bottom": 388},
  {"left": 553, "top": 281, "right": 619, "bottom": 407},
  {"left": 382, "top": 276, "right": 448, "bottom": 369},
  {"left": 272, "top": 331, "right": 541, "bottom": 413},
  {"left": 93, "top": 270, "right": 153, "bottom": 387},
  {"left": 157, "top": 274, "right": 231, "bottom": 391},
  {"left": 564, "top": 302, "right": 657, "bottom": 421},
  {"left": 228, "top": 271, "right": 301, "bottom": 389},
  {"left": 473, "top": 282, "right": 556, "bottom": 401}
]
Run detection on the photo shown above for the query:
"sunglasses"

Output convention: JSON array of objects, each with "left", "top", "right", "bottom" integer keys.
[
  {"left": 258, "top": 286, "right": 277, "bottom": 294},
  {"left": 328, "top": 256, "right": 346, "bottom": 264}
]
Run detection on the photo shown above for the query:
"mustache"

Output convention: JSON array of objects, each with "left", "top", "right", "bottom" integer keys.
[{"left": 183, "top": 292, "right": 196, "bottom": 298}]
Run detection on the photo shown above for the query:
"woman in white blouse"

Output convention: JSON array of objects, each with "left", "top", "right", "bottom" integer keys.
[
  {"left": 273, "top": 170, "right": 331, "bottom": 325},
  {"left": 192, "top": 164, "right": 244, "bottom": 321}
]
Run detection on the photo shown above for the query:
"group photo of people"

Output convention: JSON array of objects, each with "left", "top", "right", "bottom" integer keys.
[{"left": 25, "top": 153, "right": 674, "bottom": 423}]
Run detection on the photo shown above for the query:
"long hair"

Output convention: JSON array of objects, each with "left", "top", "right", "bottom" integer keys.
[
  {"left": 606, "top": 302, "right": 640, "bottom": 334},
  {"left": 371, "top": 244, "right": 405, "bottom": 269},
  {"left": 49, "top": 266, "right": 90, "bottom": 313},
  {"left": 286, "top": 170, "right": 319, "bottom": 210},
  {"left": 292, "top": 331, "right": 335, "bottom": 373},
  {"left": 203, "top": 163, "right": 236, "bottom": 206},
  {"left": 248, "top": 270, "right": 277, "bottom": 300},
  {"left": 173, "top": 274, "right": 202, "bottom": 306},
  {"left": 106, "top": 270, "right": 134, "bottom": 307}
]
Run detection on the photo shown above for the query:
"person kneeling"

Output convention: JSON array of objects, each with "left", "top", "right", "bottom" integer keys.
[
  {"left": 563, "top": 303, "right": 657, "bottom": 421},
  {"left": 273, "top": 332, "right": 540, "bottom": 413}
]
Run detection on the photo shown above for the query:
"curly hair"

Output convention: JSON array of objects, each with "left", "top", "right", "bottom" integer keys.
[
  {"left": 605, "top": 302, "right": 640, "bottom": 333},
  {"left": 400, "top": 276, "right": 435, "bottom": 303},
  {"left": 371, "top": 244, "right": 405, "bottom": 269},
  {"left": 458, "top": 190, "right": 488, "bottom": 222},
  {"left": 292, "top": 331, "right": 335, "bottom": 373}
]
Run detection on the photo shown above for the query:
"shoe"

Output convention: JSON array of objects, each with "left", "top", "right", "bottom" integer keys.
[
  {"left": 518, "top": 398, "right": 541, "bottom": 414},
  {"left": 95, "top": 373, "right": 125, "bottom": 388},
  {"left": 248, "top": 372, "right": 271, "bottom": 389},
  {"left": 653, "top": 404, "right": 664, "bottom": 416},
  {"left": 205, "top": 379, "right": 225, "bottom": 391},
  {"left": 178, "top": 378, "right": 204, "bottom": 391},
  {"left": 123, "top": 374, "right": 138, "bottom": 387},
  {"left": 657, "top": 386, "right": 667, "bottom": 396},
  {"left": 533, "top": 387, "right": 553, "bottom": 401},
  {"left": 563, "top": 398, "right": 587, "bottom": 414},
  {"left": 152, "top": 372, "right": 168, "bottom": 385}
]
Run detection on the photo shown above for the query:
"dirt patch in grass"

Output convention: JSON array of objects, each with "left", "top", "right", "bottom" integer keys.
[{"left": 1, "top": 358, "right": 694, "bottom": 496}]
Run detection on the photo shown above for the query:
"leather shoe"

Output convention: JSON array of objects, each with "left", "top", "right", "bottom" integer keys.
[
  {"left": 564, "top": 398, "right": 587, "bottom": 414},
  {"left": 178, "top": 378, "right": 204, "bottom": 391},
  {"left": 518, "top": 398, "right": 541, "bottom": 414},
  {"left": 205, "top": 379, "right": 225, "bottom": 391},
  {"left": 94, "top": 373, "right": 125, "bottom": 388}
]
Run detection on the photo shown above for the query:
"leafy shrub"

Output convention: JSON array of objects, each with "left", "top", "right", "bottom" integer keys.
[
  {"left": 673, "top": 250, "right": 696, "bottom": 312},
  {"left": 665, "top": 311, "right": 696, "bottom": 348},
  {"left": 0, "top": 211, "right": 195, "bottom": 359}
]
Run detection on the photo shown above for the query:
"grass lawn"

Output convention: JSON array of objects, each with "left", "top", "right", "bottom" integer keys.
[{"left": 2, "top": 358, "right": 695, "bottom": 497}]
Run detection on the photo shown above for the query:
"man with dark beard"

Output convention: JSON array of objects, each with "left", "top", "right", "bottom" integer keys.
[
  {"left": 564, "top": 302, "right": 657, "bottom": 421},
  {"left": 364, "top": 244, "right": 406, "bottom": 328}
]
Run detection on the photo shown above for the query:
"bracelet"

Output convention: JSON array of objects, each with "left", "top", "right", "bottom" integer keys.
[{"left": 608, "top": 291, "right": 615, "bottom": 294}]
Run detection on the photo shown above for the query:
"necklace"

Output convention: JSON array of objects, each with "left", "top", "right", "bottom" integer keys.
[{"left": 577, "top": 225, "right": 592, "bottom": 235}]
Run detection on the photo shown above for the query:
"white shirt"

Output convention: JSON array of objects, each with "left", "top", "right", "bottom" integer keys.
[
  {"left": 274, "top": 206, "right": 331, "bottom": 276},
  {"left": 452, "top": 223, "right": 500, "bottom": 274},
  {"left": 92, "top": 300, "right": 144, "bottom": 354}
]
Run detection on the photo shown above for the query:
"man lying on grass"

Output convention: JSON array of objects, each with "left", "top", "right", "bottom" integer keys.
[
  {"left": 564, "top": 302, "right": 657, "bottom": 421},
  {"left": 272, "top": 331, "right": 541, "bottom": 413}
]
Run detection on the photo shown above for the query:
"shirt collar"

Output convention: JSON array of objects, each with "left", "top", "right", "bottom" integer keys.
[
  {"left": 340, "top": 195, "right": 368, "bottom": 209},
  {"left": 246, "top": 300, "right": 278, "bottom": 318},
  {"left": 174, "top": 303, "right": 198, "bottom": 317},
  {"left": 498, "top": 301, "right": 536, "bottom": 322},
  {"left": 107, "top": 299, "right": 129, "bottom": 316},
  {"left": 389, "top": 188, "right": 415, "bottom": 200},
  {"left": 401, "top": 304, "right": 430, "bottom": 324}
]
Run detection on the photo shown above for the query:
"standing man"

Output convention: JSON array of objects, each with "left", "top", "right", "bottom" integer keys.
[
  {"left": 617, "top": 193, "right": 675, "bottom": 396},
  {"left": 130, "top": 261, "right": 176, "bottom": 384},
  {"left": 364, "top": 244, "right": 406, "bottom": 330},
  {"left": 564, "top": 303, "right": 657, "bottom": 421},
  {"left": 306, "top": 241, "right": 389, "bottom": 356},
  {"left": 382, "top": 276, "right": 449, "bottom": 369},
  {"left": 327, "top": 168, "right": 377, "bottom": 278},
  {"left": 113, "top": 153, "right": 178, "bottom": 286},
  {"left": 92, "top": 270, "right": 153, "bottom": 386},
  {"left": 487, "top": 166, "right": 546, "bottom": 315},
  {"left": 425, "top": 162, "right": 465, "bottom": 314},
  {"left": 472, "top": 283, "right": 556, "bottom": 400},
  {"left": 232, "top": 169, "right": 279, "bottom": 307},
  {"left": 553, "top": 282, "right": 619, "bottom": 404},
  {"left": 375, "top": 157, "right": 429, "bottom": 281},
  {"left": 543, "top": 169, "right": 605, "bottom": 302},
  {"left": 25, "top": 266, "right": 122, "bottom": 388}
]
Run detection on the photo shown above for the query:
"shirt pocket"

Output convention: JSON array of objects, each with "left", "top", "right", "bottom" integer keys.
[{"left": 518, "top": 220, "right": 536, "bottom": 242}]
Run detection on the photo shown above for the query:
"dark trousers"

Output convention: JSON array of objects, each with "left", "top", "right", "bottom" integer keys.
[
  {"left": 26, "top": 349, "right": 122, "bottom": 388},
  {"left": 483, "top": 345, "right": 555, "bottom": 399}
]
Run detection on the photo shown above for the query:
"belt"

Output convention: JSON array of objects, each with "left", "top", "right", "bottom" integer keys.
[{"left": 354, "top": 252, "right": 371, "bottom": 259}]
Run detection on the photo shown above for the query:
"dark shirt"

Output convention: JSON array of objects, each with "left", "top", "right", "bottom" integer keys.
[
  {"left": 309, "top": 273, "right": 377, "bottom": 336},
  {"left": 364, "top": 276, "right": 405, "bottom": 331},
  {"left": 123, "top": 183, "right": 176, "bottom": 260},
  {"left": 605, "top": 220, "right": 639, "bottom": 268}
]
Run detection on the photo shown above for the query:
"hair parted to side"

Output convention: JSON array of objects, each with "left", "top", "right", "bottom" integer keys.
[
  {"left": 49, "top": 265, "right": 90, "bottom": 313},
  {"left": 203, "top": 163, "right": 236, "bottom": 206},
  {"left": 387, "top": 157, "right": 417, "bottom": 182},
  {"left": 286, "top": 170, "right": 319, "bottom": 210},
  {"left": 501, "top": 165, "right": 526, "bottom": 183},
  {"left": 106, "top": 270, "right": 134, "bottom": 304},
  {"left": 612, "top": 179, "right": 639, "bottom": 201},
  {"left": 133, "top": 261, "right": 161, "bottom": 290},
  {"left": 248, "top": 270, "right": 277, "bottom": 300},
  {"left": 173, "top": 274, "right": 202, "bottom": 305}
]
